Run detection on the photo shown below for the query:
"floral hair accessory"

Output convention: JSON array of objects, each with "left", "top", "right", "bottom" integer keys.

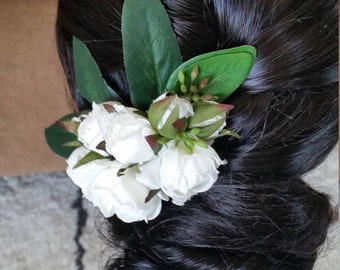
[{"left": 45, "top": 0, "right": 256, "bottom": 223}]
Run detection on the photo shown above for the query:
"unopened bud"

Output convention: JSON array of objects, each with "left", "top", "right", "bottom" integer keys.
[
  {"left": 190, "top": 86, "right": 198, "bottom": 94},
  {"left": 189, "top": 102, "right": 234, "bottom": 140},
  {"left": 148, "top": 94, "right": 194, "bottom": 138},
  {"left": 178, "top": 70, "right": 185, "bottom": 84},
  {"left": 199, "top": 78, "right": 209, "bottom": 90},
  {"left": 191, "top": 65, "right": 199, "bottom": 82},
  {"left": 192, "top": 94, "right": 201, "bottom": 102},
  {"left": 180, "top": 84, "right": 188, "bottom": 94}
]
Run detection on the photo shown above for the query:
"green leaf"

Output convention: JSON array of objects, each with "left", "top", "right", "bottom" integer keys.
[
  {"left": 56, "top": 120, "right": 80, "bottom": 135},
  {"left": 45, "top": 113, "right": 81, "bottom": 158},
  {"left": 62, "top": 140, "right": 83, "bottom": 147},
  {"left": 195, "top": 139, "right": 208, "bottom": 149},
  {"left": 122, "top": 0, "right": 182, "bottom": 110},
  {"left": 157, "top": 137, "right": 171, "bottom": 145},
  {"left": 196, "top": 119, "right": 226, "bottom": 139},
  {"left": 218, "top": 129, "right": 241, "bottom": 139},
  {"left": 73, "top": 37, "right": 121, "bottom": 103},
  {"left": 166, "top": 45, "right": 257, "bottom": 102},
  {"left": 73, "top": 151, "right": 107, "bottom": 169},
  {"left": 145, "top": 135, "right": 163, "bottom": 155}
]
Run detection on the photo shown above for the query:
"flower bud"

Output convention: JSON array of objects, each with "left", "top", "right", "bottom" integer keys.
[
  {"left": 189, "top": 102, "right": 234, "bottom": 140},
  {"left": 191, "top": 65, "right": 199, "bottom": 81},
  {"left": 148, "top": 94, "right": 194, "bottom": 138}
]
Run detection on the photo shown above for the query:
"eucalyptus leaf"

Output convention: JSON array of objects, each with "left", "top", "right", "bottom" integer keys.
[
  {"left": 166, "top": 45, "right": 257, "bottom": 102},
  {"left": 73, "top": 37, "right": 121, "bottom": 103},
  {"left": 45, "top": 113, "right": 81, "bottom": 158},
  {"left": 122, "top": 0, "right": 182, "bottom": 110}
]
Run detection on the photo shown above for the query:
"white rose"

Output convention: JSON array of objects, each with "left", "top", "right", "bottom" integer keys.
[
  {"left": 66, "top": 147, "right": 162, "bottom": 222},
  {"left": 137, "top": 142, "right": 225, "bottom": 205},
  {"left": 77, "top": 102, "right": 120, "bottom": 156},
  {"left": 66, "top": 147, "right": 106, "bottom": 195},
  {"left": 100, "top": 107, "right": 157, "bottom": 165}
]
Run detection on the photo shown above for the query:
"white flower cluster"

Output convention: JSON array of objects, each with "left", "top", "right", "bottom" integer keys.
[{"left": 66, "top": 95, "right": 227, "bottom": 223}]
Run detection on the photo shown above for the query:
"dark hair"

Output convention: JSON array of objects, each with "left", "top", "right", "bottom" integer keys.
[{"left": 56, "top": 0, "right": 338, "bottom": 269}]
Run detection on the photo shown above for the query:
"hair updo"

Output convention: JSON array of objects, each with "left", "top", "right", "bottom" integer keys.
[{"left": 56, "top": 0, "right": 338, "bottom": 269}]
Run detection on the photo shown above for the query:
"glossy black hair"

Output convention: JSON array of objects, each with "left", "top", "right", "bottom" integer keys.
[{"left": 56, "top": 0, "right": 338, "bottom": 269}]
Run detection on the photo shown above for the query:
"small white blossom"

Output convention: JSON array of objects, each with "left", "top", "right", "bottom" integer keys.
[
  {"left": 66, "top": 147, "right": 162, "bottom": 222},
  {"left": 137, "top": 142, "right": 225, "bottom": 205},
  {"left": 77, "top": 102, "right": 156, "bottom": 164},
  {"left": 100, "top": 106, "right": 157, "bottom": 165},
  {"left": 77, "top": 102, "right": 119, "bottom": 156}
]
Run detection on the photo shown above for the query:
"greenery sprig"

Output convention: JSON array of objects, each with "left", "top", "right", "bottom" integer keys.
[{"left": 45, "top": 0, "right": 256, "bottom": 160}]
